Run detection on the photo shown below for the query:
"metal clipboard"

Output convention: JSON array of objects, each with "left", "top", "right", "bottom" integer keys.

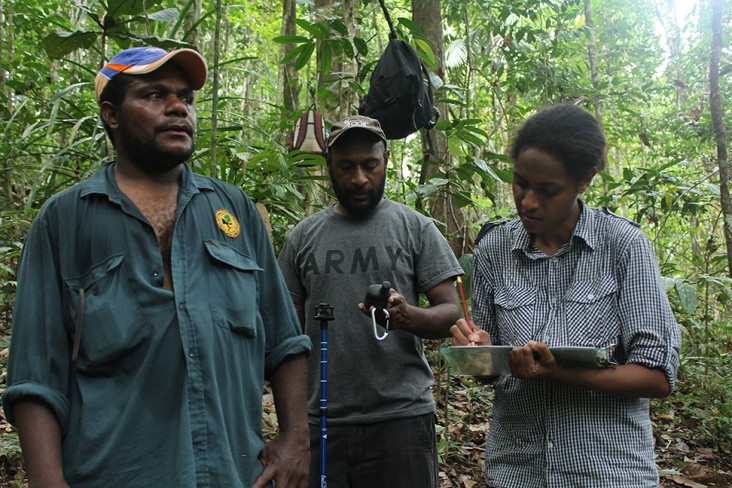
[{"left": 440, "top": 345, "right": 614, "bottom": 376}]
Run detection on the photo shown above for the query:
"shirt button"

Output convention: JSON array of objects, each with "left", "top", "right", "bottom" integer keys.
[
  {"left": 547, "top": 440, "right": 554, "bottom": 449},
  {"left": 588, "top": 293, "right": 595, "bottom": 300},
  {"left": 153, "top": 272, "right": 159, "bottom": 277},
  {"left": 189, "top": 352, "right": 195, "bottom": 358}
]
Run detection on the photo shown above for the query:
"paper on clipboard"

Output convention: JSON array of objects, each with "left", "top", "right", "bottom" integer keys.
[{"left": 440, "top": 345, "right": 614, "bottom": 376}]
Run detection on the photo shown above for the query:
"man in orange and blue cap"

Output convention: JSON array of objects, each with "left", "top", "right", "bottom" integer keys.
[{"left": 3, "top": 46, "right": 311, "bottom": 488}]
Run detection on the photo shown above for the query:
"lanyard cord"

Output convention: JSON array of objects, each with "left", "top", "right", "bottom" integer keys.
[{"left": 371, "top": 307, "right": 390, "bottom": 341}]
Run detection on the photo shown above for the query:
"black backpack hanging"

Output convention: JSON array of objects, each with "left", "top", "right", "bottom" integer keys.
[{"left": 358, "top": 0, "right": 437, "bottom": 140}]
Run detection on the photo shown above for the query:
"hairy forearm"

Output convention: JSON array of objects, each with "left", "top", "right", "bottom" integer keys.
[
  {"left": 252, "top": 354, "right": 310, "bottom": 488},
  {"left": 269, "top": 354, "right": 309, "bottom": 436},
  {"left": 546, "top": 363, "right": 671, "bottom": 398},
  {"left": 400, "top": 302, "right": 461, "bottom": 339},
  {"left": 14, "top": 399, "right": 68, "bottom": 488},
  {"left": 393, "top": 279, "right": 462, "bottom": 339}
]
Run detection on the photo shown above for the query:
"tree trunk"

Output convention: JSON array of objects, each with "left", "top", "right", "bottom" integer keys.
[
  {"left": 412, "top": 0, "right": 466, "bottom": 257},
  {"left": 280, "top": 0, "right": 299, "bottom": 113},
  {"left": 185, "top": 0, "right": 202, "bottom": 49},
  {"left": 209, "top": 0, "right": 223, "bottom": 178},
  {"left": 315, "top": 0, "right": 358, "bottom": 117},
  {"left": 709, "top": 0, "right": 732, "bottom": 277},
  {"left": 0, "top": 0, "right": 5, "bottom": 105},
  {"left": 583, "top": 0, "right": 621, "bottom": 207},
  {"left": 302, "top": 0, "right": 360, "bottom": 215},
  {"left": 1, "top": 0, "right": 11, "bottom": 204},
  {"left": 583, "top": 0, "right": 603, "bottom": 127}
]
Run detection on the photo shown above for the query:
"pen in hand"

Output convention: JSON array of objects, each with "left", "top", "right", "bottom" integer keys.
[{"left": 456, "top": 276, "right": 476, "bottom": 346}]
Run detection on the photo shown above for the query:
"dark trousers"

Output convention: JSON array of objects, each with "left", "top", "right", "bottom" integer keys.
[{"left": 308, "top": 412, "right": 438, "bottom": 488}]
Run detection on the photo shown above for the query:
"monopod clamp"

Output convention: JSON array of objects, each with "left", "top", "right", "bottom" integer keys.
[
  {"left": 314, "top": 303, "right": 334, "bottom": 488},
  {"left": 314, "top": 302, "right": 335, "bottom": 327}
]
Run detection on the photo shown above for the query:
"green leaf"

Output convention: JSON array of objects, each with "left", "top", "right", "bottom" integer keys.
[
  {"left": 273, "top": 35, "right": 310, "bottom": 44},
  {"left": 319, "top": 41, "right": 332, "bottom": 73},
  {"left": 147, "top": 8, "right": 180, "bottom": 22},
  {"left": 458, "top": 254, "right": 474, "bottom": 298},
  {"left": 294, "top": 42, "right": 316, "bottom": 71},
  {"left": 675, "top": 282, "right": 698, "bottom": 314},
  {"left": 43, "top": 31, "right": 99, "bottom": 59},
  {"left": 116, "top": 34, "right": 190, "bottom": 51},
  {"left": 472, "top": 158, "right": 504, "bottom": 183},
  {"left": 330, "top": 19, "right": 348, "bottom": 36},
  {"left": 339, "top": 38, "right": 354, "bottom": 59},
  {"left": 281, "top": 43, "right": 312, "bottom": 65},
  {"left": 396, "top": 17, "right": 420, "bottom": 35},
  {"left": 453, "top": 191, "right": 473, "bottom": 208},
  {"left": 295, "top": 19, "right": 330, "bottom": 39},
  {"left": 426, "top": 177, "right": 449, "bottom": 187},
  {"left": 622, "top": 167, "right": 635, "bottom": 182},
  {"left": 460, "top": 132, "right": 485, "bottom": 149},
  {"left": 448, "top": 137, "right": 462, "bottom": 158},
  {"left": 106, "top": 0, "right": 165, "bottom": 18},
  {"left": 414, "top": 38, "right": 437, "bottom": 67},
  {"left": 445, "top": 39, "right": 467, "bottom": 68},
  {"left": 415, "top": 183, "right": 440, "bottom": 197},
  {"left": 354, "top": 37, "right": 369, "bottom": 56},
  {"left": 434, "top": 120, "right": 454, "bottom": 131},
  {"left": 493, "top": 167, "right": 513, "bottom": 184}
]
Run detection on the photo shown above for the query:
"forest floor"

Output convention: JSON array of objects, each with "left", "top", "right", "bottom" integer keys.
[{"left": 0, "top": 327, "right": 729, "bottom": 487}]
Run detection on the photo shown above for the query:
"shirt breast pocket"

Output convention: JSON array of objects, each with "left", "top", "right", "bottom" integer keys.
[
  {"left": 204, "top": 240, "right": 262, "bottom": 337},
  {"left": 493, "top": 286, "right": 537, "bottom": 344},
  {"left": 65, "top": 253, "right": 151, "bottom": 368},
  {"left": 565, "top": 275, "right": 619, "bottom": 345}
]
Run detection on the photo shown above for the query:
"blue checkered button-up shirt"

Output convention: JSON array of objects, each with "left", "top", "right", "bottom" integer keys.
[{"left": 473, "top": 202, "right": 680, "bottom": 488}]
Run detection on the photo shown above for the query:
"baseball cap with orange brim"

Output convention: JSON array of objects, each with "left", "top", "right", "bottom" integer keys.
[{"left": 95, "top": 47, "right": 207, "bottom": 104}]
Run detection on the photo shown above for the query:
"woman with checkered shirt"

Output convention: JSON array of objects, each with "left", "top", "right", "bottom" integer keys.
[{"left": 451, "top": 104, "right": 681, "bottom": 488}]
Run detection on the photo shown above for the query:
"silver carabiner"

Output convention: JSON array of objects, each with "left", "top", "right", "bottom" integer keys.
[{"left": 372, "top": 307, "right": 389, "bottom": 341}]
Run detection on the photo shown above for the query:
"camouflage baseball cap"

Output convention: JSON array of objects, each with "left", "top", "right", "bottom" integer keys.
[{"left": 327, "top": 115, "right": 387, "bottom": 148}]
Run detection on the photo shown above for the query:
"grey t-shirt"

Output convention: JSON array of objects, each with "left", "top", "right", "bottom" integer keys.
[{"left": 278, "top": 199, "right": 462, "bottom": 425}]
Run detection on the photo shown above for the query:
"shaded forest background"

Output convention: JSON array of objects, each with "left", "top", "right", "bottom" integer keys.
[{"left": 0, "top": 0, "right": 731, "bottom": 486}]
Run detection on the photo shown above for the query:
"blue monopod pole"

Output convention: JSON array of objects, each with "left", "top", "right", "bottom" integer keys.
[{"left": 314, "top": 303, "right": 334, "bottom": 488}]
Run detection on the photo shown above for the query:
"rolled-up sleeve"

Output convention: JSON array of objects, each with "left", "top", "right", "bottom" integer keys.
[
  {"left": 617, "top": 233, "right": 681, "bottom": 391},
  {"left": 250, "top": 202, "right": 311, "bottom": 381},
  {"left": 3, "top": 208, "right": 72, "bottom": 432}
]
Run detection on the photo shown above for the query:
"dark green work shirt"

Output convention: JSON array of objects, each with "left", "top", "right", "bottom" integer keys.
[{"left": 3, "top": 162, "right": 311, "bottom": 487}]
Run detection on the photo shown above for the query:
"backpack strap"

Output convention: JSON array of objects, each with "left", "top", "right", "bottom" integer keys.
[
  {"left": 420, "top": 62, "right": 438, "bottom": 130},
  {"left": 475, "top": 218, "right": 508, "bottom": 246},
  {"left": 424, "top": 129, "right": 435, "bottom": 156},
  {"left": 290, "top": 115, "right": 307, "bottom": 151},
  {"left": 421, "top": 62, "right": 438, "bottom": 155},
  {"left": 602, "top": 206, "right": 640, "bottom": 228},
  {"left": 378, "top": 0, "right": 398, "bottom": 39}
]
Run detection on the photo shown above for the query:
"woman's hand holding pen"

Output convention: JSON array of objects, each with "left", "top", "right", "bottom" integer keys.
[
  {"left": 450, "top": 318, "right": 492, "bottom": 346},
  {"left": 451, "top": 276, "right": 491, "bottom": 346}
]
